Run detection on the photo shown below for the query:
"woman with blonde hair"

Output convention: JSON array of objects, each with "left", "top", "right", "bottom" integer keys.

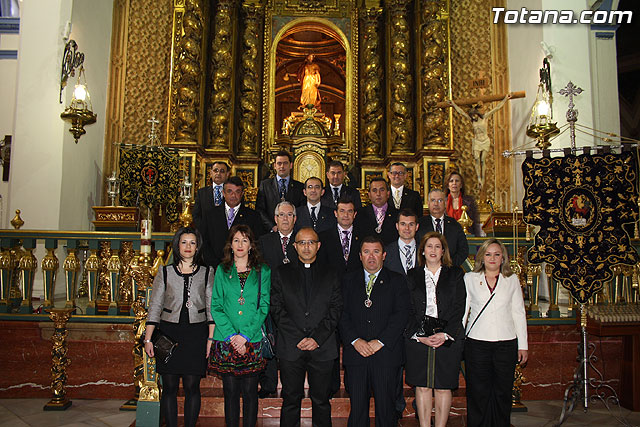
[
  {"left": 464, "top": 238, "right": 528, "bottom": 427},
  {"left": 405, "top": 231, "right": 466, "bottom": 426}
]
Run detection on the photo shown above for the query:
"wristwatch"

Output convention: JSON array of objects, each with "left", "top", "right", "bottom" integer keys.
[{"left": 143, "top": 339, "right": 151, "bottom": 344}]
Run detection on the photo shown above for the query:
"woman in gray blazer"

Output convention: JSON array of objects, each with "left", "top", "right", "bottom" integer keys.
[{"left": 143, "top": 227, "right": 214, "bottom": 427}]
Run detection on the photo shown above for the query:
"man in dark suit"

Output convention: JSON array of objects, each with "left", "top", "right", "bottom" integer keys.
[
  {"left": 388, "top": 162, "right": 423, "bottom": 217},
  {"left": 193, "top": 161, "right": 230, "bottom": 226},
  {"left": 355, "top": 177, "right": 399, "bottom": 245},
  {"left": 195, "top": 176, "right": 264, "bottom": 268},
  {"left": 339, "top": 235, "right": 410, "bottom": 427},
  {"left": 257, "top": 201, "right": 298, "bottom": 398},
  {"left": 384, "top": 208, "right": 420, "bottom": 277},
  {"left": 271, "top": 227, "right": 343, "bottom": 427},
  {"left": 318, "top": 198, "right": 363, "bottom": 274},
  {"left": 383, "top": 207, "right": 420, "bottom": 419},
  {"left": 321, "top": 160, "right": 362, "bottom": 210},
  {"left": 256, "top": 150, "right": 305, "bottom": 232},
  {"left": 294, "top": 176, "right": 336, "bottom": 235},
  {"left": 417, "top": 188, "right": 469, "bottom": 267}
]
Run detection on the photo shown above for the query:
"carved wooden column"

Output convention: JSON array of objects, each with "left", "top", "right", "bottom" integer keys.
[
  {"left": 237, "top": 0, "right": 263, "bottom": 157},
  {"left": 360, "top": 5, "right": 384, "bottom": 159},
  {"left": 168, "top": 0, "right": 207, "bottom": 145},
  {"left": 387, "top": 0, "right": 413, "bottom": 153},
  {"left": 417, "top": 0, "right": 450, "bottom": 149},
  {"left": 208, "top": 0, "right": 236, "bottom": 149},
  {"left": 43, "top": 308, "right": 74, "bottom": 411}
]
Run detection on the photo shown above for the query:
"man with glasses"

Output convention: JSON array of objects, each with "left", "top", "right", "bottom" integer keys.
[
  {"left": 193, "top": 161, "right": 230, "bottom": 227},
  {"left": 295, "top": 177, "right": 336, "bottom": 234},
  {"left": 271, "top": 227, "right": 343, "bottom": 426},
  {"left": 417, "top": 188, "right": 469, "bottom": 267},
  {"left": 258, "top": 201, "right": 298, "bottom": 398},
  {"left": 388, "top": 162, "right": 423, "bottom": 217},
  {"left": 321, "top": 160, "right": 362, "bottom": 210},
  {"left": 256, "top": 150, "right": 305, "bottom": 232}
]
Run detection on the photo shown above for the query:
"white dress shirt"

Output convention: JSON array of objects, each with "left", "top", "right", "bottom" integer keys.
[
  {"left": 463, "top": 271, "right": 528, "bottom": 350},
  {"left": 398, "top": 238, "right": 416, "bottom": 273}
]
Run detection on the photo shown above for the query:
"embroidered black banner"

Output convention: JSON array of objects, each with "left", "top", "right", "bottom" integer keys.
[
  {"left": 119, "top": 146, "right": 180, "bottom": 223},
  {"left": 522, "top": 151, "right": 639, "bottom": 303}
]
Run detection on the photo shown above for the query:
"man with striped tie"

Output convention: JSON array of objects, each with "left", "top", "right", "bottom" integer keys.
[{"left": 193, "top": 161, "right": 230, "bottom": 226}]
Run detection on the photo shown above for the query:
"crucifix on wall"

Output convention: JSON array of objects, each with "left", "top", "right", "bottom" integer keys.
[{"left": 436, "top": 91, "right": 525, "bottom": 191}]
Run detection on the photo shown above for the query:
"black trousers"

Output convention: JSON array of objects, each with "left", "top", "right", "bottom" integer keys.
[
  {"left": 280, "top": 355, "right": 334, "bottom": 427},
  {"left": 345, "top": 363, "right": 399, "bottom": 427},
  {"left": 259, "top": 357, "right": 278, "bottom": 393},
  {"left": 465, "top": 338, "right": 517, "bottom": 427},
  {"left": 222, "top": 374, "right": 259, "bottom": 427}
]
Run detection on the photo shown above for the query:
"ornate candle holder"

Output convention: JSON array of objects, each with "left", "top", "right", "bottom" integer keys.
[{"left": 106, "top": 171, "right": 121, "bottom": 207}]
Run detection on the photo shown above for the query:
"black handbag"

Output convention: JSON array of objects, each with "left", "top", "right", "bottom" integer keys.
[
  {"left": 416, "top": 315, "right": 448, "bottom": 337},
  {"left": 256, "top": 268, "right": 276, "bottom": 359},
  {"left": 151, "top": 328, "right": 178, "bottom": 364}
]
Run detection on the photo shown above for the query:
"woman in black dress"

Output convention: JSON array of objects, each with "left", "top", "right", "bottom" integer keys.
[
  {"left": 143, "top": 226, "right": 214, "bottom": 427},
  {"left": 405, "top": 231, "right": 466, "bottom": 427}
]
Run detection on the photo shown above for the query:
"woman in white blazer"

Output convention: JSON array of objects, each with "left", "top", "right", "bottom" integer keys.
[{"left": 463, "top": 238, "right": 528, "bottom": 427}]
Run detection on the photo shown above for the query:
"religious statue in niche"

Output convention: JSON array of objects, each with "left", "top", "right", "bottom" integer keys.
[
  {"left": 298, "top": 54, "right": 322, "bottom": 110},
  {"left": 448, "top": 93, "right": 511, "bottom": 190}
]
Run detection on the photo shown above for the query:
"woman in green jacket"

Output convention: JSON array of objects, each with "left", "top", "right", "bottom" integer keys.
[{"left": 209, "top": 224, "right": 270, "bottom": 427}]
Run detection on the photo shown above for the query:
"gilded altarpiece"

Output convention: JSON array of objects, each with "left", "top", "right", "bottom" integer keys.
[{"left": 103, "top": 0, "right": 513, "bottom": 219}]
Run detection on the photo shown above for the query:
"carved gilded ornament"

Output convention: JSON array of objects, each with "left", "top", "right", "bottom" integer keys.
[
  {"left": 95, "top": 211, "right": 137, "bottom": 222},
  {"left": 419, "top": 0, "right": 450, "bottom": 147},
  {"left": 169, "top": 0, "right": 206, "bottom": 144},
  {"left": 360, "top": 7, "right": 383, "bottom": 158},
  {"left": 208, "top": 0, "right": 235, "bottom": 149},
  {"left": 388, "top": 0, "right": 413, "bottom": 153},
  {"left": 98, "top": 242, "right": 112, "bottom": 302},
  {"left": 238, "top": 2, "right": 263, "bottom": 155},
  {"left": 119, "top": 242, "right": 135, "bottom": 304}
]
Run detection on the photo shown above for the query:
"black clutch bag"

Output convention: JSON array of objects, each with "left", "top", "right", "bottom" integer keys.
[
  {"left": 151, "top": 329, "right": 178, "bottom": 364},
  {"left": 416, "top": 315, "right": 448, "bottom": 337}
]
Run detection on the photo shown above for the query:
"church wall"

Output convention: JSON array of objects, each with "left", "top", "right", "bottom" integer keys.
[
  {"left": 506, "top": 0, "right": 544, "bottom": 208},
  {"left": 58, "top": 0, "right": 113, "bottom": 231},
  {"left": 7, "top": 0, "right": 71, "bottom": 230},
  {"left": 0, "top": 32, "right": 18, "bottom": 226},
  {"left": 539, "top": 0, "right": 595, "bottom": 149}
]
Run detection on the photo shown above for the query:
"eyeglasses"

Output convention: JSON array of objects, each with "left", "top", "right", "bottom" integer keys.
[
  {"left": 389, "top": 171, "right": 406, "bottom": 176},
  {"left": 295, "top": 240, "right": 318, "bottom": 246},
  {"left": 211, "top": 168, "right": 226, "bottom": 173},
  {"left": 276, "top": 212, "right": 295, "bottom": 218},
  {"left": 306, "top": 185, "right": 322, "bottom": 190}
]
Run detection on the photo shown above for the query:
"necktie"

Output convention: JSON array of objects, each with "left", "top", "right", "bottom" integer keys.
[
  {"left": 279, "top": 179, "right": 287, "bottom": 200},
  {"left": 435, "top": 218, "right": 442, "bottom": 234},
  {"left": 214, "top": 185, "right": 222, "bottom": 206},
  {"left": 333, "top": 187, "right": 340, "bottom": 204},
  {"left": 393, "top": 189, "right": 401, "bottom": 209},
  {"left": 341, "top": 230, "right": 350, "bottom": 261},
  {"left": 281, "top": 236, "right": 288, "bottom": 255},
  {"left": 227, "top": 207, "right": 236, "bottom": 228},
  {"left": 310, "top": 206, "right": 317, "bottom": 227},
  {"left": 404, "top": 244, "right": 413, "bottom": 271},
  {"left": 366, "top": 274, "right": 376, "bottom": 298},
  {"left": 375, "top": 208, "right": 385, "bottom": 232}
]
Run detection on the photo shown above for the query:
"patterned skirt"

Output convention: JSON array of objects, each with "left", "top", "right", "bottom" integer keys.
[{"left": 208, "top": 340, "right": 265, "bottom": 376}]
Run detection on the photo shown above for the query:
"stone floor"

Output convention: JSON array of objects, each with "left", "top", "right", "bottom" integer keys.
[{"left": 0, "top": 398, "right": 638, "bottom": 426}]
